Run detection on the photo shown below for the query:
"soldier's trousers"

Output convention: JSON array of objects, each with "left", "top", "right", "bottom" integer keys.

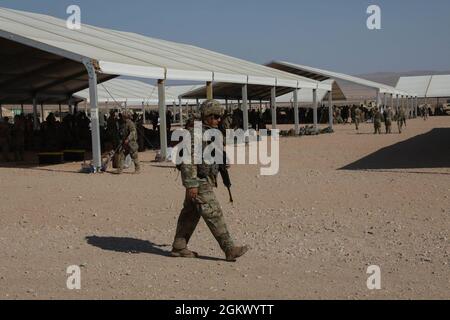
[
  {"left": 117, "top": 149, "right": 140, "bottom": 172},
  {"left": 355, "top": 119, "right": 360, "bottom": 131},
  {"left": 374, "top": 123, "right": 381, "bottom": 134},
  {"left": 397, "top": 121, "right": 403, "bottom": 134},
  {"left": 385, "top": 121, "right": 392, "bottom": 134},
  {"left": 173, "top": 183, "right": 234, "bottom": 253}
]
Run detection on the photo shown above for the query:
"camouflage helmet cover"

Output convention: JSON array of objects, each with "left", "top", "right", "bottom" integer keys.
[
  {"left": 122, "top": 110, "right": 132, "bottom": 119},
  {"left": 200, "top": 99, "right": 224, "bottom": 118}
]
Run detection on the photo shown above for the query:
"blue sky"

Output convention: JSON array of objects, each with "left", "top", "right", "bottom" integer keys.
[{"left": 1, "top": 0, "right": 449, "bottom": 74}]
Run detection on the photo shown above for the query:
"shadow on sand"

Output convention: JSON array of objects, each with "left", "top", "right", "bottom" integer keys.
[
  {"left": 340, "top": 128, "right": 450, "bottom": 173},
  {"left": 85, "top": 236, "right": 226, "bottom": 262}
]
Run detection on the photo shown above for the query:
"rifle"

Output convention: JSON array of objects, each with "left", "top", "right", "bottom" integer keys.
[
  {"left": 219, "top": 164, "right": 233, "bottom": 203},
  {"left": 218, "top": 120, "right": 234, "bottom": 203}
]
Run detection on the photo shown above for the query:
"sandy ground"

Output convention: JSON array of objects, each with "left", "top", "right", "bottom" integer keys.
[{"left": 0, "top": 117, "right": 449, "bottom": 300}]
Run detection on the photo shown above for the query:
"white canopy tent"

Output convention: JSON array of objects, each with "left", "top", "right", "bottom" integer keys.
[
  {"left": 0, "top": 7, "right": 328, "bottom": 168},
  {"left": 396, "top": 75, "right": 450, "bottom": 98},
  {"left": 267, "top": 61, "right": 419, "bottom": 118},
  {"left": 276, "top": 79, "right": 346, "bottom": 104},
  {"left": 75, "top": 78, "right": 175, "bottom": 106}
]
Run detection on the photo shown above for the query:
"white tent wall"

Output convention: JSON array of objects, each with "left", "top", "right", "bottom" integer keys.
[
  {"left": 395, "top": 76, "right": 432, "bottom": 98},
  {"left": 427, "top": 75, "right": 450, "bottom": 98},
  {"left": 396, "top": 75, "right": 450, "bottom": 99},
  {"left": 268, "top": 61, "right": 413, "bottom": 98}
]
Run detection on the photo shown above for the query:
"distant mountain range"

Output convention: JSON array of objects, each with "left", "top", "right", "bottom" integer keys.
[{"left": 336, "top": 70, "right": 450, "bottom": 101}]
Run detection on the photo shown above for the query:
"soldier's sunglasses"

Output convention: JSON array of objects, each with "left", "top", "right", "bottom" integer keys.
[{"left": 212, "top": 115, "right": 222, "bottom": 120}]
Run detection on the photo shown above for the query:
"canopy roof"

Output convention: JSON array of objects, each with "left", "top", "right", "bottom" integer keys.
[
  {"left": 75, "top": 79, "right": 208, "bottom": 106},
  {"left": 0, "top": 6, "right": 323, "bottom": 105},
  {"left": 275, "top": 80, "right": 346, "bottom": 104},
  {"left": 267, "top": 61, "right": 415, "bottom": 97},
  {"left": 396, "top": 75, "right": 450, "bottom": 98},
  {"left": 75, "top": 78, "right": 172, "bottom": 105}
]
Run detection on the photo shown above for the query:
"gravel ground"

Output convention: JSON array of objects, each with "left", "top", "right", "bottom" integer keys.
[{"left": 0, "top": 117, "right": 449, "bottom": 300}]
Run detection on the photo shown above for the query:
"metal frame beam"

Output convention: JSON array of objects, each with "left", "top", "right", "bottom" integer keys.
[{"left": 158, "top": 79, "right": 168, "bottom": 160}]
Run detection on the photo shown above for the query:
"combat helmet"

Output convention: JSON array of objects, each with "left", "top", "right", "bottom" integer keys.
[{"left": 200, "top": 99, "right": 224, "bottom": 119}]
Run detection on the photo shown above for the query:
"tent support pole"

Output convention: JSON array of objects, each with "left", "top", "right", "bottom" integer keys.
[
  {"left": 242, "top": 84, "right": 249, "bottom": 132},
  {"left": 172, "top": 102, "right": 176, "bottom": 123},
  {"left": 40, "top": 103, "right": 44, "bottom": 123},
  {"left": 328, "top": 89, "right": 333, "bottom": 129},
  {"left": 376, "top": 89, "right": 380, "bottom": 109},
  {"left": 206, "top": 81, "right": 213, "bottom": 100},
  {"left": 294, "top": 88, "right": 300, "bottom": 135},
  {"left": 271, "top": 87, "right": 277, "bottom": 130},
  {"left": 84, "top": 59, "right": 102, "bottom": 171},
  {"left": 32, "top": 96, "right": 38, "bottom": 130},
  {"left": 396, "top": 94, "right": 399, "bottom": 112},
  {"left": 158, "top": 79, "right": 168, "bottom": 160},
  {"left": 313, "top": 88, "right": 318, "bottom": 132},
  {"left": 142, "top": 102, "right": 146, "bottom": 124},
  {"left": 415, "top": 97, "right": 418, "bottom": 117},
  {"left": 179, "top": 97, "right": 183, "bottom": 127}
]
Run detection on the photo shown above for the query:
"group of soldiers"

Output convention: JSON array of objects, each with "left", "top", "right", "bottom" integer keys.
[
  {"left": 349, "top": 104, "right": 408, "bottom": 134},
  {"left": 0, "top": 111, "right": 95, "bottom": 163}
]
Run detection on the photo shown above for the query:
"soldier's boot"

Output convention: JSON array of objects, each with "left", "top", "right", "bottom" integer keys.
[
  {"left": 225, "top": 245, "right": 249, "bottom": 262},
  {"left": 133, "top": 161, "right": 141, "bottom": 174},
  {"left": 171, "top": 238, "right": 198, "bottom": 258},
  {"left": 115, "top": 154, "right": 124, "bottom": 174},
  {"left": 171, "top": 248, "right": 198, "bottom": 258}
]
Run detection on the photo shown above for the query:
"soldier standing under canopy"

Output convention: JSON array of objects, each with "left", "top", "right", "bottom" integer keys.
[
  {"left": 373, "top": 107, "right": 382, "bottom": 134},
  {"left": 171, "top": 99, "right": 248, "bottom": 262},
  {"left": 384, "top": 106, "right": 393, "bottom": 134},
  {"left": 354, "top": 105, "right": 362, "bottom": 132},
  {"left": 116, "top": 111, "right": 141, "bottom": 174},
  {"left": 397, "top": 106, "right": 406, "bottom": 134}
]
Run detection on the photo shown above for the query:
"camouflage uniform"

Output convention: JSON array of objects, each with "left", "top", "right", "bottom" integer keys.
[
  {"left": 373, "top": 108, "right": 382, "bottom": 134},
  {"left": 384, "top": 108, "right": 393, "bottom": 134},
  {"left": 397, "top": 107, "right": 406, "bottom": 134},
  {"left": 117, "top": 114, "right": 140, "bottom": 173},
  {"left": 354, "top": 107, "right": 362, "bottom": 131},
  {"left": 172, "top": 100, "right": 248, "bottom": 261}
]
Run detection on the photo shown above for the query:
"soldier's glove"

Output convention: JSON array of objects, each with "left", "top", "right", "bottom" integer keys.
[{"left": 186, "top": 188, "right": 199, "bottom": 201}]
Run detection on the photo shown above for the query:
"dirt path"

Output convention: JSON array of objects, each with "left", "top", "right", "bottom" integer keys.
[{"left": 0, "top": 117, "right": 449, "bottom": 299}]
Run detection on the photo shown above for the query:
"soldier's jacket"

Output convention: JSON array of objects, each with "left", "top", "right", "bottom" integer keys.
[
  {"left": 120, "top": 119, "right": 139, "bottom": 153},
  {"left": 355, "top": 108, "right": 362, "bottom": 120},
  {"left": 221, "top": 112, "right": 233, "bottom": 132},
  {"left": 180, "top": 124, "right": 219, "bottom": 190},
  {"left": 398, "top": 108, "right": 406, "bottom": 121},
  {"left": 385, "top": 109, "right": 393, "bottom": 124},
  {"left": 373, "top": 110, "right": 382, "bottom": 124}
]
